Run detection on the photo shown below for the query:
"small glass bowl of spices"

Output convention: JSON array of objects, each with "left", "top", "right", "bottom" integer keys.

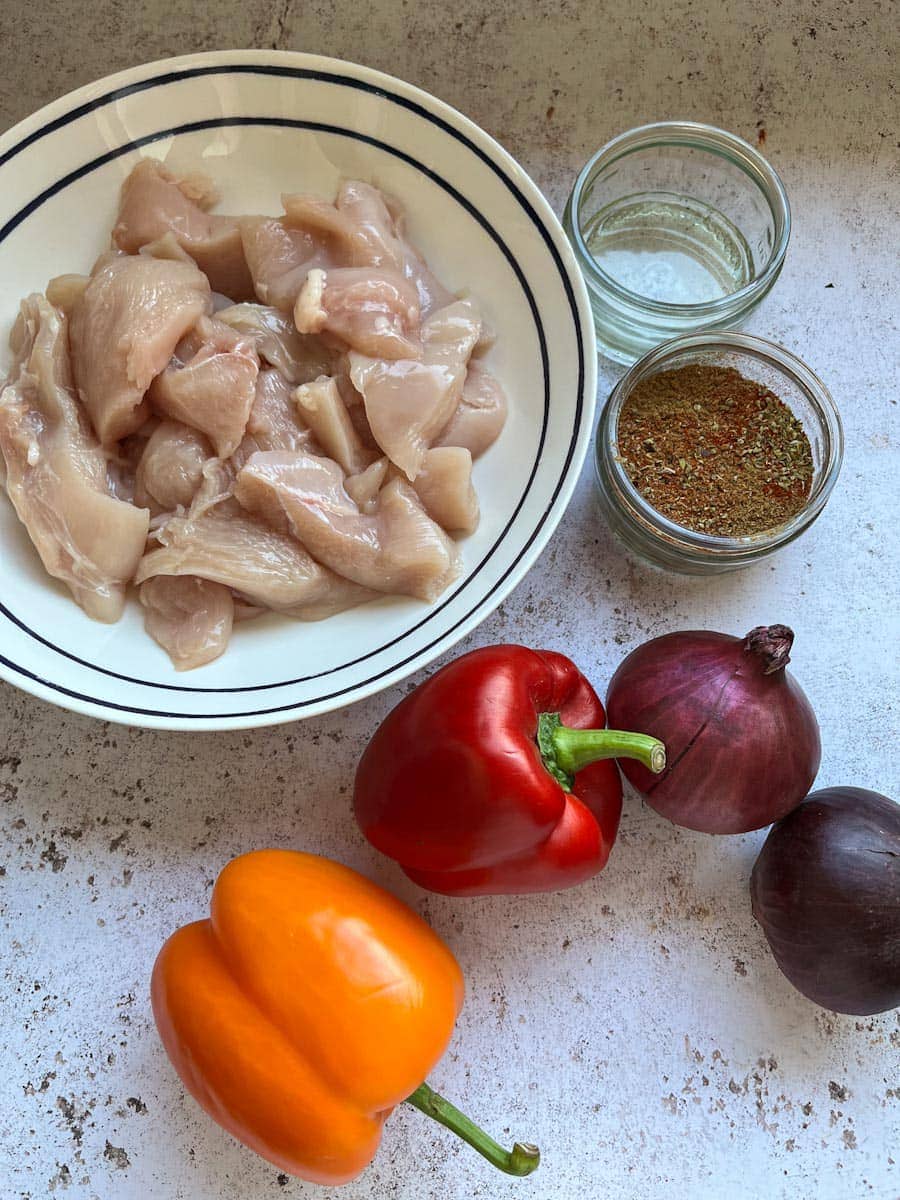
[
  {"left": 594, "top": 332, "right": 843, "bottom": 574},
  {"left": 564, "top": 122, "right": 790, "bottom": 363}
]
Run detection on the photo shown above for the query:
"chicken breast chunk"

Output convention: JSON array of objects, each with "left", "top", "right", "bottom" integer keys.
[
  {"left": 0, "top": 295, "right": 149, "bottom": 622},
  {"left": 411, "top": 447, "right": 479, "bottom": 533},
  {"left": 239, "top": 216, "right": 325, "bottom": 310},
  {"left": 140, "top": 575, "right": 234, "bottom": 670},
  {"left": 137, "top": 464, "right": 374, "bottom": 618},
  {"left": 238, "top": 369, "right": 320, "bottom": 459},
  {"left": 216, "top": 303, "right": 335, "bottom": 384},
  {"left": 134, "top": 420, "right": 212, "bottom": 513},
  {"left": 235, "top": 450, "right": 461, "bottom": 602},
  {"left": 293, "top": 376, "right": 374, "bottom": 475},
  {"left": 435, "top": 359, "right": 508, "bottom": 458},
  {"left": 69, "top": 252, "right": 210, "bottom": 444},
  {"left": 335, "top": 180, "right": 454, "bottom": 316},
  {"left": 348, "top": 298, "right": 481, "bottom": 480},
  {"left": 113, "top": 158, "right": 254, "bottom": 300},
  {"left": 295, "top": 267, "right": 421, "bottom": 360},
  {"left": 149, "top": 317, "right": 258, "bottom": 458}
]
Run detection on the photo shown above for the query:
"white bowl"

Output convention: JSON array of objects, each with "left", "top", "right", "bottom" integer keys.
[{"left": 0, "top": 50, "right": 596, "bottom": 730}]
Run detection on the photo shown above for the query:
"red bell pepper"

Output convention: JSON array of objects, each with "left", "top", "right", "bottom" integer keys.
[{"left": 354, "top": 645, "right": 665, "bottom": 896}]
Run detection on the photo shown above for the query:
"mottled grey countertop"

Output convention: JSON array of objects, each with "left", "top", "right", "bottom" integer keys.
[{"left": 1, "top": 3, "right": 898, "bottom": 1199}]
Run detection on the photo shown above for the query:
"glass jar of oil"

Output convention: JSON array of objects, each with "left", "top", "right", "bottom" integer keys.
[{"left": 564, "top": 122, "right": 790, "bottom": 364}]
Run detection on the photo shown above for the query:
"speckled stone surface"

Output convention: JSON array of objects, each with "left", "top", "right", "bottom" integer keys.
[{"left": 1, "top": 4, "right": 898, "bottom": 1199}]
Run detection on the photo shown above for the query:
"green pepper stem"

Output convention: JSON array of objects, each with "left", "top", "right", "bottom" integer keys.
[
  {"left": 537, "top": 712, "right": 666, "bottom": 791},
  {"left": 405, "top": 1082, "right": 540, "bottom": 1177}
]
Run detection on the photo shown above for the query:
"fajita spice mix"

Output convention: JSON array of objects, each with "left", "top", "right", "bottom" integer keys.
[{"left": 616, "top": 363, "right": 814, "bottom": 537}]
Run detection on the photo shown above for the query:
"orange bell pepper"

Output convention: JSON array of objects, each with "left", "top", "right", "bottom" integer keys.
[{"left": 151, "top": 849, "right": 540, "bottom": 1185}]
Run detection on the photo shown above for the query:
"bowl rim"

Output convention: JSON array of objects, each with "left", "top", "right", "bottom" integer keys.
[
  {"left": 596, "top": 330, "right": 844, "bottom": 558},
  {"left": 566, "top": 120, "right": 792, "bottom": 316},
  {"left": 0, "top": 49, "right": 597, "bottom": 729}
]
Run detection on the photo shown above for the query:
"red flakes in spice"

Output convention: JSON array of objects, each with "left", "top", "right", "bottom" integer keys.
[{"left": 617, "top": 364, "right": 814, "bottom": 537}]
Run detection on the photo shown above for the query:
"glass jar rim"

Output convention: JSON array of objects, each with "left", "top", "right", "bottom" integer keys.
[
  {"left": 597, "top": 331, "right": 844, "bottom": 557},
  {"left": 569, "top": 121, "right": 792, "bottom": 316}
]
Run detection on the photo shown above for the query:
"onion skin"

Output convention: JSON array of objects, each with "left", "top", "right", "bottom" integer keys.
[
  {"left": 750, "top": 788, "right": 900, "bottom": 1015},
  {"left": 606, "top": 626, "right": 821, "bottom": 834}
]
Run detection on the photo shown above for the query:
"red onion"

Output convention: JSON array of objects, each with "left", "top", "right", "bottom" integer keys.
[
  {"left": 605, "top": 625, "right": 820, "bottom": 833},
  {"left": 751, "top": 788, "right": 900, "bottom": 1014}
]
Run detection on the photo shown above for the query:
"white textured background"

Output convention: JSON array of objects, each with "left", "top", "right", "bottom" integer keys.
[{"left": 0, "top": 3, "right": 898, "bottom": 1199}]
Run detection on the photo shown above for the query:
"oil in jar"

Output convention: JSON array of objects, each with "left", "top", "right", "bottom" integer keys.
[{"left": 582, "top": 192, "right": 754, "bottom": 304}]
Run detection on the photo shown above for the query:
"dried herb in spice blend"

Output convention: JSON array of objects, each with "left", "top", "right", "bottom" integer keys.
[{"left": 617, "top": 364, "right": 814, "bottom": 537}]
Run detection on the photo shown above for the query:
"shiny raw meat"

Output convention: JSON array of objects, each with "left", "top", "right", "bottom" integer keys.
[
  {"left": 435, "top": 359, "right": 508, "bottom": 458},
  {"left": 69, "top": 251, "right": 210, "bottom": 444},
  {"left": 137, "top": 232, "right": 197, "bottom": 267},
  {"left": 335, "top": 181, "right": 454, "bottom": 316},
  {"left": 0, "top": 295, "right": 149, "bottom": 622},
  {"left": 412, "top": 447, "right": 479, "bottom": 533},
  {"left": 240, "top": 217, "right": 324, "bottom": 310},
  {"left": 140, "top": 575, "right": 234, "bottom": 670},
  {"left": 293, "top": 376, "right": 374, "bottom": 474},
  {"left": 281, "top": 193, "right": 371, "bottom": 262},
  {"left": 295, "top": 267, "right": 421, "bottom": 360},
  {"left": 345, "top": 457, "right": 388, "bottom": 511},
  {"left": 233, "top": 596, "right": 266, "bottom": 622},
  {"left": 348, "top": 298, "right": 481, "bottom": 480},
  {"left": 336, "top": 374, "right": 381, "bottom": 451},
  {"left": 282, "top": 185, "right": 454, "bottom": 317},
  {"left": 113, "top": 159, "right": 254, "bottom": 300},
  {"left": 235, "top": 451, "right": 461, "bottom": 602},
  {"left": 106, "top": 421, "right": 156, "bottom": 503},
  {"left": 134, "top": 420, "right": 212, "bottom": 512},
  {"left": 149, "top": 316, "right": 258, "bottom": 458},
  {"left": 137, "top": 464, "right": 373, "bottom": 618},
  {"left": 45, "top": 274, "right": 88, "bottom": 314},
  {"left": 241, "top": 369, "right": 320, "bottom": 457},
  {"left": 216, "top": 303, "right": 335, "bottom": 383},
  {"left": 2, "top": 166, "right": 508, "bottom": 667}
]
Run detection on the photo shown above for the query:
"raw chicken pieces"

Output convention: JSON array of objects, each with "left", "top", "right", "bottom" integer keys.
[
  {"left": 284, "top": 183, "right": 454, "bottom": 316},
  {"left": 412, "top": 447, "right": 479, "bottom": 534},
  {"left": 335, "top": 180, "right": 454, "bottom": 316},
  {"left": 69, "top": 251, "right": 210, "bottom": 444},
  {"left": 240, "top": 217, "right": 324, "bottom": 311},
  {"left": 434, "top": 358, "right": 508, "bottom": 457},
  {"left": 113, "top": 158, "right": 254, "bottom": 300},
  {"left": 45, "top": 274, "right": 88, "bottom": 315},
  {"left": 235, "top": 451, "right": 460, "bottom": 602},
  {"left": 0, "top": 160, "right": 507, "bottom": 668},
  {"left": 137, "top": 465, "right": 374, "bottom": 619},
  {"left": 293, "top": 376, "right": 374, "bottom": 475},
  {"left": 348, "top": 299, "right": 481, "bottom": 480},
  {"left": 243, "top": 369, "right": 319, "bottom": 456},
  {"left": 295, "top": 267, "right": 421, "bottom": 359},
  {"left": 148, "top": 316, "right": 259, "bottom": 458},
  {"left": 134, "top": 421, "right": 212, "bottom": 512},
  {"left": 281, "top": 194, "right": 372, "bottom": 264},
  {"left": 216, "top": 304, "right": 335, "bottom": 384},
  {"left": 346, "top": 457, "right": 389, "bottom": 511},
  {"left": 140, "top": 575, "right": 234, "bottom": 670},
  {"left": 0, "top": 296, "right": 149, "bottom": 622}
]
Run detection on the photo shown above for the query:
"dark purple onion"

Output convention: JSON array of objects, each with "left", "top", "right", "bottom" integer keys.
[
  {"left": 606, "top": 625, "right": 820, "bottom": 833},
  {"left": 751, "top": 788, "right": 900, "bottom": 1015}
]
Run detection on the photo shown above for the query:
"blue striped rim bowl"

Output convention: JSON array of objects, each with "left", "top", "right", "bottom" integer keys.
[{"left": 0, "top": 50, "right": 596, "bottom": 729}]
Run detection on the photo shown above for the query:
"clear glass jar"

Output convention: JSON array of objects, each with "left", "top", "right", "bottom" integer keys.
[
  {"left": 594, "top": 332, "right": 843, "bottom": 574},
  {"left": 564, "top": 122, "right": 791, "bottom": 363}
]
